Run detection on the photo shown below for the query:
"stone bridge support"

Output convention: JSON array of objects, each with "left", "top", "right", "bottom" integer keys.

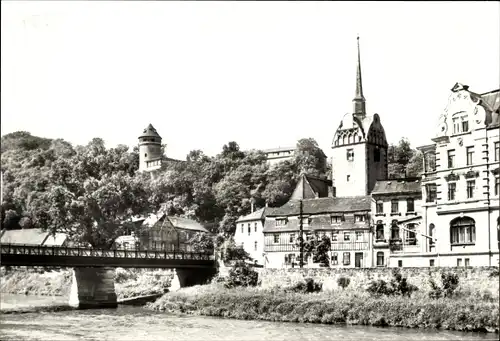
[
  {"left": 169, "top": 268, "right": 216, "bottom": 291},
  {"left": 69, "top": 267, "right": 117, "bottom": 309}
]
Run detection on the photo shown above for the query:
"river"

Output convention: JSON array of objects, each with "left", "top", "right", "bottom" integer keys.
[{"left": 0, "top": 294, "right": 496, "bottom": 341}]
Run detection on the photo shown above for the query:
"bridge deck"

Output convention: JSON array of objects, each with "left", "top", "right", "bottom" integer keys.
[{"left": 0, "top": 244, "right": 215, "bottom": 268}]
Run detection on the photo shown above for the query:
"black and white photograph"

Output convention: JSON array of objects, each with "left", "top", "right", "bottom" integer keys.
[{"left": 1, "top": 1, "right": 499, "bottom": 340}]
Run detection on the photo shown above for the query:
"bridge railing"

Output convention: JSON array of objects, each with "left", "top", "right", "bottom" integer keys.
[{"left": 0, "top": 244, "right": 215, "bottom": 261}]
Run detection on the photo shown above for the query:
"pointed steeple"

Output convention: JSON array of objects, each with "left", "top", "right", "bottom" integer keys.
[{"left": 353, "top": 35, "right": 366, "bottom": 116}]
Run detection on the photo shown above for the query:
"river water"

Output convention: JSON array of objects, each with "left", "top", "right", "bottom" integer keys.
[{"left": 0, "top": 294, "right": 496, "bottom": 341}]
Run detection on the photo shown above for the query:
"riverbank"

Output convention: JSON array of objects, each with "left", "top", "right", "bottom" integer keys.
[
  {"left": 146, "top": 283, "right": 499, "bottom": 333},
  {"left": 0, "top": 267, "right": 173, "bottom": 300}
]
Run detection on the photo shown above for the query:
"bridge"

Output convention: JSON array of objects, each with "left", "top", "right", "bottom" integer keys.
[{"left": 1, "top": 244, "right": 217, "bottom": 309}]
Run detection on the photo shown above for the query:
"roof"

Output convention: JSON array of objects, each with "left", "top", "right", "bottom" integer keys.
[
  {"left": 167, "top": 216, "right": 209, "bottom": 233},
  {"left": 263, "top": 146, "right": 296, "bottom": 154},
  {"left": 0, "top": 228, "right": 66, "bottom": 246},
  {"left": 371, "top": 178, "right": 422, "bottom": 195},
  {"left": 139, "top": 124, "right": 161, "bottom": 139},
  {"left": 481, "top": 89, "right": 500, "bottom": 127},
  {"left": 236, "top": 207, "right": 268, "bottom": 223},
  {"left": 266, "top": 196, "right": 371, "bottom": 217}
]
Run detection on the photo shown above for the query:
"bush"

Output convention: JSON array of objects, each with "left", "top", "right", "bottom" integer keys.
[
  {"left": 488, "top": 268, "right": 499, "bottom": 278},
  {"left": 366, "top": 279, "right": 394, "bottom": 296},
  {"left": 428, "top": 272, "right": 459, "bottom": 299},
  {"left": 225, "top": 261, "right": 258, "bottom": 288},
  {"left": 366, "top": 270, "right": 417, "bottom": 297},
  {"left": 287, "top": 277, "right": 322, "bottom": 293},
  {"left": 337, "top": 277, "right": 350, "bottom": 290}
]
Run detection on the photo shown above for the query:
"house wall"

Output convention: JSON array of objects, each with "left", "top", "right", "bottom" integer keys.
[
  {"left": 234, "top": 219, "right": 265, "bottom": 265},
  {"left": 332, "top": 142, "right": 367, "bottom": 197}
]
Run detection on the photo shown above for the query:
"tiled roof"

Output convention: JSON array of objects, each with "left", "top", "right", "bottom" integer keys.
[
  {"left": 0, "top": 228, "right": 66, "bottom": 246},
  {"left": 371, "top": 178, "right": 422, "bottom": 195},
  {"left": 139, "top": 124, "right": 161, "bottom": 139},
  {"left": 266, "top": 196, "right": 371, "bottom": 217},
  {"left": 481, "top": 89, "right": 500, "bottom": 127},
  {"left": 263, "top": 146, "right": 296, "bottom": 153},
  {"left": 167, "top": 216, "right": 209, "bottom": 233},
  {"left": 237, "top": 207, "right": 266, "bottom": 223}
]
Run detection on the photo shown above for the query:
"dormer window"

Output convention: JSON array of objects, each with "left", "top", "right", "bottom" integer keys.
[
  {"left": 331, "top": 215, "right": 344, "bottom": 224},
  {"left": 301, "top": 217, "right": 311, "bottom": 226},
  {"left": 276, "top": 218, "right": 287, "bottom": 226},
  {"left": 354, "top": 214, "right": 365, "bottom": 222}
]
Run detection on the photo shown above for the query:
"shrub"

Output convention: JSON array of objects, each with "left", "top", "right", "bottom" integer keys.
[
  {"left": 287, "top": 277, "right": 323, "bottom": 293},
  {"left": 366, "top": 270, "right": 417, "bottom": 297},
  {"left": 428, "top": 272, "right": 459, "bottom": 299},
  {"left": 225, "top": 261, "right": 258, "bottom": 288},
  {"left": 366, "top": 279, "right": 394, "bottom": 296},
  {"left": 337, "top": 277, "right": 350, "bottom": 290},
  {"left": 488, "top": 268, "right": 499, "bottom": 278}
]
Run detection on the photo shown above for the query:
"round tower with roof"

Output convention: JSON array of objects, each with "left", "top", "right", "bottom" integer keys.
[{"left": 138, "top": 123, "right": 163, "bottom": 172}]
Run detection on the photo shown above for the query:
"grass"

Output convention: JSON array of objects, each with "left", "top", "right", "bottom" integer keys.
[{"left": 146, "top": 283, "right": 500, "bottom": 333}]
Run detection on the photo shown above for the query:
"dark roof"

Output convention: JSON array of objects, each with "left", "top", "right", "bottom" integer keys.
[
  {"left": 263, "top": 146, "right": 296, "bottom": 154},
  {"left": 305, "top": 174, "right": 332, "bottom": 192},
  {"left": 139, "top": 124, "right": 161, "bottom": 139},
  {"left": 481, "top": 89, "right": 500, "bottom": 127},
  {"left": 266, "top": 196, "right": 371, "bottom": 217},
  {"left": 372, "top": 178, "right": 422, "bottom": 195}
]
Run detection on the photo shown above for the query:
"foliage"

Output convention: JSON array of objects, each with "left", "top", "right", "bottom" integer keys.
[
  {"left": 225, "top": 261, "right": 259, "bottom": 288},
  {"left": 286, "top": 277, "right": 323, "bottom": 293},
  {"left": 296, "top": 232, "right": 331, "bottom": 267},
  {"left": 186, "top": 232, "right": 215, "bottom": 253},
  {"left": 148, "top": 284, "right": 499, "bottom": 333},
  {"left": 366, "top": 269, "right": 418, "bottom": 297},
  {"left": 387, "top": 138, "right": 423, "bottom": 178},
  {"left": 428, "top": 272, "right": 460, "bottom": 299},
  {"left": 337, "top": 276, "right": 351, "bottom": 290}
]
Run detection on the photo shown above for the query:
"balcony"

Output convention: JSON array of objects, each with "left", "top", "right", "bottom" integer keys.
[{"left": 331, "top": 241, "right": 368, "bottom": 251}]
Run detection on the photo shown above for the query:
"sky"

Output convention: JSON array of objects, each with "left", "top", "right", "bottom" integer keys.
[{"left": 2, "top": 1, "right": 499, "bottom": 160}]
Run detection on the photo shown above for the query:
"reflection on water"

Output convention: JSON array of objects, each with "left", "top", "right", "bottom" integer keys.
[{"left": 0, "top": 294, "right": 496, "bottom": 341}]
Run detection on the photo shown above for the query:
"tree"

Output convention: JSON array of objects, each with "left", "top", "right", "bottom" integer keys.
[
  {"left": 294, "top": 138, "right": 327, "bottom": 177},
  {"left": 296, "top": 232, "right": 331, "bottom": 267},
  {"left": 388, "top": 138, "right": 422, "bottom": 178}
]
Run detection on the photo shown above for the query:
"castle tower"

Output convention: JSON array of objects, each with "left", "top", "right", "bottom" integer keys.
[
  {"left": 331, "top": 36, "right": 388, "bottom": 197},
  {"left": 138, "top": 124, "right": 163, "bottom": 172}
]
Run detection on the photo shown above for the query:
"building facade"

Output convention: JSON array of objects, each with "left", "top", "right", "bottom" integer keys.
[
  {"left": 416, "top": 83, "right": 500, "bottom": 267},
  {"left": 234, "top": 207, "right": 268, "bottom": 266},
  {"left": 263, "top": 147, "right": 296, "bottom": 166}
]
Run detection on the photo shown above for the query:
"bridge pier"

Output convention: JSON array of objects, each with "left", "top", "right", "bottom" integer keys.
[
  {"left": 69, "top": 267, "right": 117, "bottom": 309},
  {"left": 169, "top": 268, "right": 216, "bottom": 291}
]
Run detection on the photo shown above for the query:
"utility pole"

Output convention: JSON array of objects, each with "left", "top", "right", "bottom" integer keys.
[{"left": 299, "top": 199, "right": 304, "bottom": 268}]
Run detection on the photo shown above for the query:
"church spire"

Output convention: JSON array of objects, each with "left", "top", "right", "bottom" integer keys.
[{"left": 353, "top": 35, "right": 366, "bottom": 116}]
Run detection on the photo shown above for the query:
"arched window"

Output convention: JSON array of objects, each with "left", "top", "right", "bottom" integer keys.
[
  {"left": 429, "top": 223, "right": 435, "bottom": 245},
  {"left": 376, "top": 252, "right": 384, "bottom": 266},
  {"left": 450, "top": 217, "right": 475, "bottom": 245},
  {"left": 376, "top": 222, "right": 385, "bottom": 241},
  {"left": 343, "top": 135, "right": 347, "bottom": 144},
  {"left": 254, "top": 241, "right": 258, "bottom": 251}
]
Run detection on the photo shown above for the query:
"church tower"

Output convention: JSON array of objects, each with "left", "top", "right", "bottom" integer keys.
[
  {"left": 138, "top": 124, "right": 163, "bottom": 172},
  {"left": 331, "top": 37, "right": 388, "bottom": 197}
]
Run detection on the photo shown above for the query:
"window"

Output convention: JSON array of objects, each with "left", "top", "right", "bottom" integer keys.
[
  {"left": 391, "top": 199, "right": 399, "bottom": 213},
  {"left": 376, "top": 223, "right": 384, "bottom": 240},
  {"left": 355, "top": 231, "right": 363, "bottom": 241},
  {"left": 453, "top": 117, "right": 460, "bottom": 134},
  {"left": 347, "top": 175, "right": 351, "bottom": 182},
  {"left": 344, "top": 233, "right": 351, "bottom": 241},
  {"left": 495, "top": 142, "right": 500, "bottom": 162},
  {"left": 376, "top": 201, "right": 384, "bottom": 214},
  {"left": 465, "top": 258, "right": 470, "bottom": 267},
  {"left": 376, "top": 252, "right": 384, "bottom": 266},
  {"left": 448, "top": 183, "right": 456, "bottom": 201},
  {"left": 254, "top": 223, "right": 257, "bottom": 232},
  {"left": 144, "top": 153, "right": 148, "bottom": 157},
  {"left": 457, "top": 258, "right": 462, "bottom": 267},
  {"left": 355, "top": 214, "right": 365, "bottom": 222},
  {"left": 301, "top": 217, "right": 311, "bottom": 226},
  {"left": 332, "top": 252, "right": 338, "bottom": 265},
  {"left": 426, "top": 184, "right": 437, "bottom": 202},
  {"left": 289, "top": 233, "right": 295, "bottom": 243},
  {"left": 254, "top": 241, "right": 258, "bottom": 251},
  {"left": 447, "top": 150, "right": 455, "bottom": 168},
  {"left": 429, "top": 259, "right": 435, "bottom": 267},
  {"left": 273, "top": 234, "right": 279, "bottom": 243},
  {"left": 391, "top": 221, "right": 400, "bottom": 240},
  {"left": 276, "top": 218, "right": 287, "bottom": 226},
  {"left": 495, "top": 177, "right": 500, "bottom": 196},
  {"left": 398, "top": 260, "right": 403, "bottom": 267},
  {"left": 347, "top": 149, "right": 354, "bottom": 161},
  {"left": 405, "top": 224, "right": 417, "bottom": 245},
  {"left": 450, "top": 217, "right": 476, "bottom": 245},
  {"left": 248, "top": 224, "right": 251, "bottom": 236},
  {"left": 331, "top": 231, "right": 338, "bottom": 241},
  {"left": 466, "top": 146, "right": 474, "bottom": 166},
  {"left": 374, "top": 148, "right": 381, "bottom": 162},
  {"left": 406, "top": 198, "right": 415, "bottom": 212},
  {"left": 461, "top": 120, "right": 469, "bottom": 133},
  {"left": 466, "top": 180, "right": 475, "bottom": 199},
  {"left": 241, "top": 225, "right": 244, "bottom": 234},
  {"left": 331, "top": 215, "right": 344, "bottom": 224},
  {"left": 343, "top": 252, "right": 351, "bottom": 265}
]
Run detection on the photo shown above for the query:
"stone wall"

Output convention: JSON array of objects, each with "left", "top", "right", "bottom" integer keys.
[{"left": 257, "top": 266, "right": 499, "bottom": 293}]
